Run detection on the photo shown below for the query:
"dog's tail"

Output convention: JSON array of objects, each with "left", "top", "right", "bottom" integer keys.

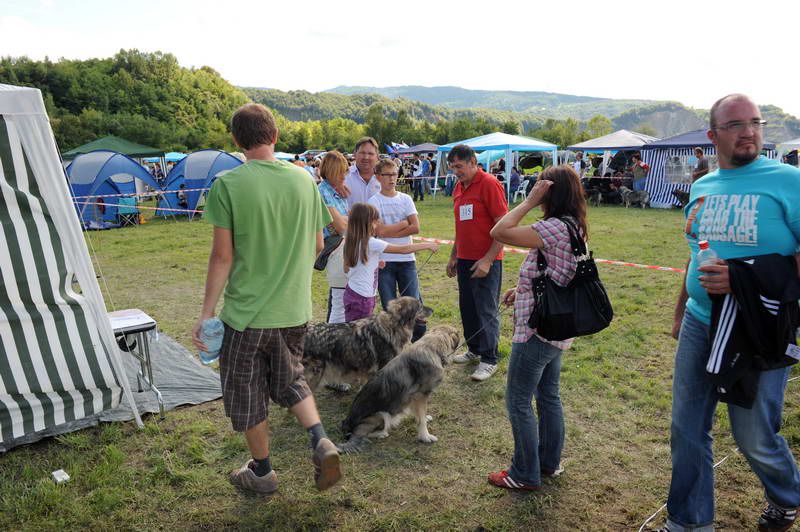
[{"left": 336, "top": 436, "right": 370, "bottom": 454}]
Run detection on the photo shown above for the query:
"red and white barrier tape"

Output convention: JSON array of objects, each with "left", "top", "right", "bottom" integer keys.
[
  {"left": 72, "top": 200, "right": 202, "bottom": 215},
  {"left": 72, "top": 187, "right": 210, "bottom": 199},
  {"left": 412, "top": 236, "right": 686, "bottom": 274}
]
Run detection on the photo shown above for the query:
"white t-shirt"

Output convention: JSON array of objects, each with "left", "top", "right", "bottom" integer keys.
[
  {"left": 346, "top": 237, "right": 388, "bottom": 297},
  {"left": 368, "top": 191, "right": 418, "bottom": 262},
  {"left": 572, "top": 160, "right": 585, "bottom": 176}
]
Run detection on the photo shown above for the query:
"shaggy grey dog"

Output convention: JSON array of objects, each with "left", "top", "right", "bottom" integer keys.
[
  {"left": 618, "top": 186, "right": 650, "bottom": 208},
  {"left": 337, "top": 325, "right": 461, "bottom": 453},
  {"left": 302, "top": 296, "right": 432, "bottom": 391}
]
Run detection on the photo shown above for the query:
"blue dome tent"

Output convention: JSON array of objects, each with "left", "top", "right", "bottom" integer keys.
[
  {"left": 156, "top": 149, "right": 243, "bottom": 218},
  {"left": 67, "top": 150, "right": 160, "bottom": 225}
]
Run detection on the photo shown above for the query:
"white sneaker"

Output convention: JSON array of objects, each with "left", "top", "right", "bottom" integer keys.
[
  {"left": 452, "top": 350, "right": 480, "bottom": 364},
  {"left": 471, "top": 362, "right": 497, "bottom": 381}
]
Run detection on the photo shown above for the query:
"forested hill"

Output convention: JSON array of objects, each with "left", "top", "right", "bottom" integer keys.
[
  {"left": 243, "top": 88, "right": 538, "bottom": 130},
  {"left": 328, "top": 85, "right": 658, "bottom": 121},
  {"left": 2, "top": 51, "right": 798, "bottom": 154},
  {"left": 251, "top": 87, "right": 800, "bottom": 142},
  {"left": 0, "top": 50, "right": 249, "bottom": 152}
]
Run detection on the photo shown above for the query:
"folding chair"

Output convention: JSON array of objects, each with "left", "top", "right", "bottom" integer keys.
[
  {"left": 513, "top": 179, "right": 530, "bottom": 202},
  {"left": 116, "top": 196, "right": 140, "bottom": 227},
  {"left": 430, "top": 176, "right": 442, "bottom": 198}
]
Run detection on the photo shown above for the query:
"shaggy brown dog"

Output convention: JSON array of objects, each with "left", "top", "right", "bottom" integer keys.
[
  {"left": 302, "top": 297, "right": 432, "bottom": 391},
  {"left": 337, "top": 325, "right": 461, "bottom": 453}
]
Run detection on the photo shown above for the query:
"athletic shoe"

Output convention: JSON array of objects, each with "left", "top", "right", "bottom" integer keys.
[
  {"left": 758, "top": 503, "right": 797, "bottom": 532},
  {"left": 471, "top": 362, "right": 498, "bottom": 381},
  {"left": 229, "top": 460, "right": 278, "bottom": 494},
  {"left": 452, "top": 350, "right": 480, "bottom": 364},
  {"left": 325, "top": 382, "right": 351, "bottom": 392},
  {"left": 312, "top": 438, "right": 342, "bottom": 491},
  {"left": 541, "top": 465, "right": 564, "bottom": 478},
  {"left": 487, "top": 470, "right": 540, "bottom": 491}
]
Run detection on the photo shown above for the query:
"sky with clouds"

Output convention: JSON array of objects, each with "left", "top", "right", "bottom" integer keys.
[{"left": 1, "top": 0, "right": 798, "bottom": 117}]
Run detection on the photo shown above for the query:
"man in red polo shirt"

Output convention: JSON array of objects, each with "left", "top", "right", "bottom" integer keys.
[{"left": 446, "top": 144, "right": 508, "bottom": 381}]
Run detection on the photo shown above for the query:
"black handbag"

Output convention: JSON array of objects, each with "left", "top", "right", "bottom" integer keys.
[
  {"left": 313, "top": 233, "right": 343, "bottom": 271},
  {"left": 527, "top": 218, "right": 613, "bottom": 341}
]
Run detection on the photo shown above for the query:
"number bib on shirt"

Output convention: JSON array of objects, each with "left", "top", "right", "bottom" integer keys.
[{"left": 459, "top": 204, "right": 474, "bottom": 221}]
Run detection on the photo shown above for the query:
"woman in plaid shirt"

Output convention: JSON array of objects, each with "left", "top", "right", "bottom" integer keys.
[{"left": 486, "top": 165, "right": 588, "bottom": 491}]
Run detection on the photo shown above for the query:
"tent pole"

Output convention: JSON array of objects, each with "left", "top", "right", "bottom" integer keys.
[{"left": 505, "top": 146, "right": 512, "bottom": 204}]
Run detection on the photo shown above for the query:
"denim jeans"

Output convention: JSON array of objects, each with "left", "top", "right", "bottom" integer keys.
[
  {"left": 456, "top": 259, "right": 502, "bottom": 364},
  {"left": 377, "top": 261, "right": 426, "bottom": 340},
  {"left": 412, "top": 177, "right": 425, "bottom": 201},
  {"left": 667, "top": 311, "right": 800, "bottom": 531},
  {"left": 505, "top": 336, "right": 564, "bottom": 486}
]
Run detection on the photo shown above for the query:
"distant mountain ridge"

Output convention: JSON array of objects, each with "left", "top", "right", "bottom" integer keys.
[
  {"left": 327, "top": 85, "right": 661, "bottom": 121},
  {"left": 247, "top": 85, "right": 800, "bottom": 142}
]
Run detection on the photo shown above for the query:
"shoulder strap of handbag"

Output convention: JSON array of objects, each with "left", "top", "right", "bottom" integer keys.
[{"left": 535, "top": 217, "right": 587, "bottom": 272}]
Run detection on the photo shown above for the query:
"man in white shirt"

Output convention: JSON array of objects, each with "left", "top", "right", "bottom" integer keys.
[
  {"left": 344, "top": 137, "right": 381, "bottom": 208},
  {"left": 572, "top": 151, "right": 587, "bottom": 178}
]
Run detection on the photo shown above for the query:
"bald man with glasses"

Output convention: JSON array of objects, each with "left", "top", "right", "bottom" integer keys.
[{"left": 659, "top": 94, "right": 800, "bottom": 532}]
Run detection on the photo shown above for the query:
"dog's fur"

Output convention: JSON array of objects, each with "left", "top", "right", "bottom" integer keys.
[
  {"left": 618, "top": 186, "right": 650, "bottom": 208},
  {"left": 586, "top": 188, "right": 603, "bottom": 207},
  {"left": 337, "top": 325, "right": 461, "bottom": 453},
  {"left": 302, "top": 297, "right": 432, "bottom": 391}
]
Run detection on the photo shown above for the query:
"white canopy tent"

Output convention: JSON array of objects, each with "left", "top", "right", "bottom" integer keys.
[
  {"left": 0, "top": 84, "right": 141, "bottom": 449},
  {"left": 567, "top": 129, "right": 659, "bottom": 176},
  {"left": 437, "top": 132, "right": 558, "bottom": 202}
]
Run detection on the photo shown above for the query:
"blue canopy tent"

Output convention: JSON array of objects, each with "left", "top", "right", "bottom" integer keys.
[
  {"left": 66, "top": 150, "right": 160, "bottom": 225},
  {"left": 640, "top": 129, "right": 776, "bottom": 208},
  {"left": 143, "top": 152, "right": 187, "bottom": 163},
  {"left": 156, "top": 149, "right": 243, "bottom": 217},
  {"left": 437, "top": 132, "right": 558, "bottom": 202},
  {"left": 274, "top": 152, "right": 296, "bottom": 161}
]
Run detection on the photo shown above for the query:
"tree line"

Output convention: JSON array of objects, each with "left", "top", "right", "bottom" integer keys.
[{"left": 1, "top": 50, "right": 621, "bottom": 155}]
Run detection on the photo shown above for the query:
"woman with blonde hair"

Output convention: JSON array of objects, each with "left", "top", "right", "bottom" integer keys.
[{"left": 317, "top": 150, "right": 351, "bottom": 323}]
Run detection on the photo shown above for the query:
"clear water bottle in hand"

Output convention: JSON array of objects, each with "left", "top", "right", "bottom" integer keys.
[
  {"left": 199, "top": 317, "right": 224, "bottom": 365},
  {"left": 696, "top": 240, "right": 719, "bottom": 276}
]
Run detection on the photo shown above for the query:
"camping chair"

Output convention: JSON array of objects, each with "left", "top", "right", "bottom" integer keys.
[
  {"left": 116, "top": 196, "right": 140, "bottom": 227},
  {"left": 513, "top": 179, "right": 530, "bottom": 202},
  {"left": 430, "top": 176, "right": 442, "bottom": 198}
]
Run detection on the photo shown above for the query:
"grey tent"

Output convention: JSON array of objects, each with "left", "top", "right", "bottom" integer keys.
[{"left": 0, "top": 84, "right": 141, "bottom": 448}]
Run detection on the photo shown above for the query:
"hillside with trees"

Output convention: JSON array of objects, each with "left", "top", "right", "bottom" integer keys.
[
  {"left": 0, "top": 50, "right": 249, "bottom": 152},
  {"left": 2, "top": 51, "right": 797, "bottom": 156}
]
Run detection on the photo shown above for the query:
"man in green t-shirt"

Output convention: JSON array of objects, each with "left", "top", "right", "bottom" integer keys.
[{"left": 192, "top": 103, "right": 340, "bottom": 494}]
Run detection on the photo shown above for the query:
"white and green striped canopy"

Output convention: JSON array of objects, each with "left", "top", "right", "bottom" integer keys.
[{"left": 0, "top": 84, "right": 140, "bottom": 445}]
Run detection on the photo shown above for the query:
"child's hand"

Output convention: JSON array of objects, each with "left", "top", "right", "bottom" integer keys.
[
  {"left": 379, "top": 260, "right": 386, "bottom": 269},
  {"left": 427, "top": 243, "right": 439, "bottom": 252}
]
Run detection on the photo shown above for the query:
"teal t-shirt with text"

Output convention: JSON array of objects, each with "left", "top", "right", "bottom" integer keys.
[{"left": 683, "top": 156, "right": 800, "bottom": 324}]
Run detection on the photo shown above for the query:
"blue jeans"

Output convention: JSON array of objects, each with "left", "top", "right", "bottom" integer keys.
[
  {"left": 667, "top": 311, "right": 800, "bottom": 531},
  {"left": 456, "top": 259, "right": 502, "bottom": 364},
  {"left": 377, "top": 261, "right": 426, "bottom": 341},
  {"left": 505, "top": 336, "right": 564, "bottom": 485}
]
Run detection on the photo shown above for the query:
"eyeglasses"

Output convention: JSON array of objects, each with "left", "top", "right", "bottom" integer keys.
[
  {"left": 714, "top": 119, "right": 767, "bottom": 132},
  {"left": 380, "top": 173, "right": 399, "bottom": 177}
]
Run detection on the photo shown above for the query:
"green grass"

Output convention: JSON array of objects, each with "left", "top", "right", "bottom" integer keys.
[{"left": 1, "top": 196, "right": 797, "bottom": 531}]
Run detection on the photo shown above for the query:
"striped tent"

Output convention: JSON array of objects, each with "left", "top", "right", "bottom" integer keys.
[
  {"left": 0, "top": 84, "right": 141, "bottom": 448},
  {"left": 641, "top": 129, "right": 776, "bottom": 208}
]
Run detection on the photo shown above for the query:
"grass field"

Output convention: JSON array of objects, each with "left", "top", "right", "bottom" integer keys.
[{"left": 1, "top": 196, "right": 798, "bottom": 531}]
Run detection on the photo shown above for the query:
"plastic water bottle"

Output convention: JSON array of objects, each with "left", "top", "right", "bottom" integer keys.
[
  {"left": 696, "top": 240, "right": 718, "bottom": 276},
  {"left": 199, "top": 317, "right": 224, "bottom": 365}
]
